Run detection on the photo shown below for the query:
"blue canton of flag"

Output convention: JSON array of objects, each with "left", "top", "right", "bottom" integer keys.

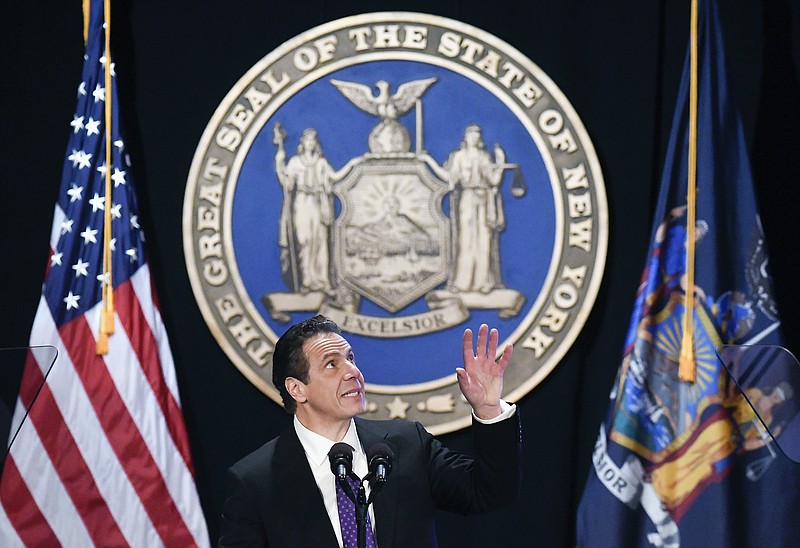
[
  {"left": 0, "top": 1, "right": 210, "bottom": 545},
  {"left": 577, "top": 0, "right": 800, "bottom": 546},
  {"left": 48, "top": 35, "right": 142, "bottom": 325}
]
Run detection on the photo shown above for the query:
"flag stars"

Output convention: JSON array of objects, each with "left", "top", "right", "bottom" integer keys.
[
  {"left": 125, "top": 248, "right": 138, "bottom": 263},
  {"left": 111, "top": 168, "right": 126, "bottom": 187},
  {"left": 96, "top": 271, "right": 110, "bottom": 285},
  {"left": 69, "top": 150, "right": 92, "bottom": 169},
  {"left": 77, "top": 151, "right": 92, "bottom": 169},
  {"left": 85, "top": 117, "right": 101, "bottom": 137},
  {"left": 110, "top": 203, "right": 122, "bottom": 219},
  {"left": 130, "top": 215, "right": 139, "bottom": 230},
  {"left": 109, "top": 237, "right": 117, "bottom": 251},
  {"left": 92, "top": 83, "right": 105, "bottom": 103},
  {"left": 98, "top": 55, "right": 116, "bottom": 76},
  {"left": 114, "top": 139, "right": 124, "bottom": 151},
  {"left": 89, "top": 193, "right": 105, "bottom": 212},
  {"left": 96, "top": 162, "right": 107, "bottom": 175},
  {"left": 77, "top": 81, "right": 87, "bottom": 97},
  {"left": 51, "top": 252, "right": 63, "bottom": 266},
  {"left": 63, "top": 291, "right": 80, "bottom": 310},
  {"left": 70, "top": 115, "right": 84, "bottom": 133},
  {"left": 72, "top": 258, "right": 90, "bottom": 278},
  {"left": 67, "top": 184, "right": 84, "bottom": 202},
  {"left": 80, "top": 227, "right": 98, "bottom": 244},
  {"left": 60, "top": 219, "right": 74, "bottom": 235}
]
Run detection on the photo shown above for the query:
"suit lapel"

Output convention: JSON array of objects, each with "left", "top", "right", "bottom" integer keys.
[
  {"left": 356, "top": 418, "right": 399, "bottom": 548},
  {"left": 273, "top": 427, "right": 340, "bottom": 547}
]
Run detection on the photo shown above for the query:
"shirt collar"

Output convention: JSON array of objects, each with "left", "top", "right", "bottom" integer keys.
[{"left": 294, "top": 416, "right": 362, "bottom": 468}]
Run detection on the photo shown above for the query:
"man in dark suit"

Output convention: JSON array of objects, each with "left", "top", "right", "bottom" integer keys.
[{"left": 219, "top": 315, "right": 521, "bottom": 547}]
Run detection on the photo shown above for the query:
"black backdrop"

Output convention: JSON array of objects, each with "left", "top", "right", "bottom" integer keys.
[{"left": 2, "top": 1, "right": 799, "bottom": 546}]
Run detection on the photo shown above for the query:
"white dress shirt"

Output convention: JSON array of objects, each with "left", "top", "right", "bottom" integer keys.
[{"left": 294, "top": 417, "right": 375, "bottom": 547}]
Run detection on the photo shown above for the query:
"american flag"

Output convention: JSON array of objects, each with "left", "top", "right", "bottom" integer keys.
[{"left": 0, "top": 1, "right": 210, "bottom": 545}]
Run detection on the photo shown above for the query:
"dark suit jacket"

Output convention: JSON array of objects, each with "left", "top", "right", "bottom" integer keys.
[{"left": 218, "top": 414, "right": 521, "bottom": 547}]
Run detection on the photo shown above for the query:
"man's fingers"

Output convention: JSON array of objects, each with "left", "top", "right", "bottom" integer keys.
[
  {"left": 476, "top": 324, "right": 489, "bottom": 358},
  {"left": 462, "top": 328, "right": 474, "bottom": 365},
  {"left": 498, "top": 343, "right": 514, "bottom": 370},
  {"left": 487, "top": 328, "right": 499, "bottom": 359},
  {"left": 456, "top": 367, "right": 471, "bottom": 390}
]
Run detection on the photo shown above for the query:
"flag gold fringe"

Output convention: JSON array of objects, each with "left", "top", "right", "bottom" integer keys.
[
  {"left": 97, "top": 0, "right": 115, "bottom": 355},
  {"left": 679, "top": 0, "right": 699, "bottom": 383}
]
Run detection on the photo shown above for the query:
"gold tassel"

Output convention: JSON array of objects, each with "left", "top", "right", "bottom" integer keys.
[
  {"left": 82, "top": 0, "right": 90, "bottom": 45},
  {"left": 96, "top": 0, "right": 115, "bottom": 355}
]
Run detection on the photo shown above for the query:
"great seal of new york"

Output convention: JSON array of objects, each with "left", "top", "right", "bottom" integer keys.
[{"left": 183, "top": 12, "right": 608, "bottom": 434}]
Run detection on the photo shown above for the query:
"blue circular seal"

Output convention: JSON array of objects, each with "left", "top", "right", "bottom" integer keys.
[{"left": 184, "top": 12, "right": 608, "bottom": 433}]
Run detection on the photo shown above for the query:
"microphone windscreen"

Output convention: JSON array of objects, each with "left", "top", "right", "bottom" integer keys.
[
  {"left": 329, "top": 442, "right": 354, "bottom": 460},
  {"left": 328, "top": 442, "right": 354, "bottom": 478},
  {"left": 367, "top": 442, "right": 394, "bottom": 462}
]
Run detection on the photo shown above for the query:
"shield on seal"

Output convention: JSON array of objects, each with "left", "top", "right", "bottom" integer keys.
[{"left": 333, "top": 157, "right": 450, "bottom": 313}]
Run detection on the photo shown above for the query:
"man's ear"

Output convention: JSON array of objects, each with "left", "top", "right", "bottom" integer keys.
[{"left": 285, "top": 377, "right": 307, "bottom": 404}]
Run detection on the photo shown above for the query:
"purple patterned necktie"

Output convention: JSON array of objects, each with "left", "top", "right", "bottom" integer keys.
[{"left": 336, "top": 476, "right": 377, "bottom": 548}]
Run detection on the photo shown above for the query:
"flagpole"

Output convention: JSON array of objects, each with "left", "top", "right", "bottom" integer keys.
[{"left": 679, "top": 0, "right": 699, "bottom": 382}]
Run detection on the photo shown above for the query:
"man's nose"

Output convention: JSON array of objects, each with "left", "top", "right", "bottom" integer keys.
[{"left": 343, "top": 361, "right": 361, "bottom": 379}]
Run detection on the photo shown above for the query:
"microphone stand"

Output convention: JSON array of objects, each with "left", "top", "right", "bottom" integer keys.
[{"left": 356, "top": 481, "right": 368, "bottom": 548}]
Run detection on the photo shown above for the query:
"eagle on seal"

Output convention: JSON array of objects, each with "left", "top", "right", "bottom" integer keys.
[{"left": 330, "top": 77, "right": 438, "bottom": 154}]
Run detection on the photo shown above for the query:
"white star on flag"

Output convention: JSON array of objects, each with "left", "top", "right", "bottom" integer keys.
[
  {"left": 111, "top": 168, "right": 127, "bottom": 187},
  {"left": 68, "top": 149, "right": 81, "bottom": 167},
  {"left": 110, "top": 203, "right": 122, "bottom": 219},
  {"left": 63, "top": 291, "right": 80, "bottom": 310},
  {"left": 76, "top": 151, "right": 93, "bottom": 169},
  {"left": 92, "top": 83, "right": 105, "bottom": 102},
  {"left": 72, "top": 258, "right": 90, "bottom": 278},
  {"left": 85, "top": 117, "right": 101, "bottom": 137},
  {"left": 70, "top": 115, "right": 85, "bottom": 133},
  {"left": 89, "top": 193, "right": 105, "bottom": 212},
  {"left": 50, "top": 252, "right": 63, "bottom": 266},
  {"left": 98, "top": 55, "right": 117, "bottom": 76},
  {"left": 60, "top": 219, "right": 74, "bottom": 234},
  {"left": 80, "top": 226, "right": 98, "bottom": 244},
  {"left": 125, "top": 248, "right": 138, "bottom": 263},
  {"left": 67, "top": 184, "right": 84, "bottom": 202}
]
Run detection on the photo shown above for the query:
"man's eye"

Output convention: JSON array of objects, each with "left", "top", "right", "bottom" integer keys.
[{"left": 325, "top": 362, "right": 336, "bottom": 369}]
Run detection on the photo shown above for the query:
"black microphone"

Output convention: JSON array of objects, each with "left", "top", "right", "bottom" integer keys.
[
  {"left": 367, "top": 442, "right": 393, "bottom": 484},
  {"left": 328, "top": 442, "right": 354, "bottom": 481}
]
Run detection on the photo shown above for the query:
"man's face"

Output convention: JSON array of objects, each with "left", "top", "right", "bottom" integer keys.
[{"left": 292, "top": 332, "right": 367, "bottom": 432}]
